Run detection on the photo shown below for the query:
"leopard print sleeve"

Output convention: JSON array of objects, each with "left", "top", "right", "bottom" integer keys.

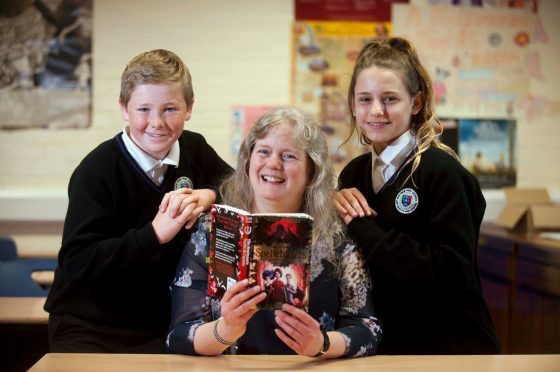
[{"left": 334, "top": 241, "right": 382, "bottom": 357}]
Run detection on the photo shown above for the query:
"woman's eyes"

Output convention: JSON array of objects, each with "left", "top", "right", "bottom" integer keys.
[
  {"left": 255, "top": 149, "right": 297, "bottom": 160},
  {"left": 282, "top": 153, "right": 297, "bottom": 160}
]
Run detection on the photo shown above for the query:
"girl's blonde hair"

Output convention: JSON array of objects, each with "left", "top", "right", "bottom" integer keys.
[{"left": 346, "top": 37, "right": 457, "bottom": 182}]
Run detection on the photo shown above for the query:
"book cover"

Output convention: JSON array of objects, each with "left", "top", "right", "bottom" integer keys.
[{"left": 207, "top": 204, "right": 313, "bottom": 311}]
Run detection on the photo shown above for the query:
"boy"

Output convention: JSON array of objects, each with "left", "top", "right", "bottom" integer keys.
[{"left": 45, "top": 49, "right": 233, "bottom": 353}]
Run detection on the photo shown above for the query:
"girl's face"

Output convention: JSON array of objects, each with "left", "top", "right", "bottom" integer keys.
[
  {"left": 120, "top": 83, "right": 192, "bottom": 160},
  {"left": 353, "top": 66, "right": 421, "bottom": 154},
  {"left": 249, "top": 125, "right": 309, "bottom": 213}
]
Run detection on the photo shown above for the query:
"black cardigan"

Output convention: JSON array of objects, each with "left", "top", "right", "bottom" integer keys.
[
  {"left": 339, "top": 146, "right": 500, "bottom": 354},
  {"left": 45, "top": 130, "right": 233, "bottom": 352}
]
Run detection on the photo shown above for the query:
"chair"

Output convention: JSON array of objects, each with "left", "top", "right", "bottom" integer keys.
[
  {"left": 0, "top": 236, "right": 18, "bottom": 261},
  {"left": 0, "top": 258, "right": 57, "bottom": 297}
]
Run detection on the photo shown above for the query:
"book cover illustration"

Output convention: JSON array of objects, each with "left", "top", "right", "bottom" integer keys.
[{"left": 207, "top": 204, "right": 313, "bottom": 311}]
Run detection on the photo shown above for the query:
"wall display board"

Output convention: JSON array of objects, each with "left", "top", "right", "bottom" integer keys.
[
  {"left": 392, "top": 3, "right": 533, "bottom": 119},
  {"left": 292, "top": 0, "right": 407, "bottom": 174},
  {"left": 291, "top": 21, "right": 389, "bottom": 173},
  {"left": 0, "top": 0, "right": 92, "bottom": 130}
]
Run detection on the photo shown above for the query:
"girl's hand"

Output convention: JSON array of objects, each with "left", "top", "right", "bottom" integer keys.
[
  {"left": 274, "top": 304, "right": 324, "bottom": 357},
  {"left": 334, "top": 188, "right": 376, "bottom": 223},
  {"left": 217, "top": 279, "right": 267, "bottom": 342}
]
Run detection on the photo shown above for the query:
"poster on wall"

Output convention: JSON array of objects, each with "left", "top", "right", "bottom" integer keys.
[
  {"left": 295, "top": 0, "right": 408, "bottom": 22},
  {"left": 440, "top": 118, "right": 516, "bottom": 189},
  {"left": 231, "top": 105, "right": 285, "bottom": 166},
  {"left": 292, "top": 21, "right": 393, "bottom": 173},
  {"left": 392, "top": 3, "right": 534, "bottom": 118},
  {"left": 0, "top": 0, "right": 92, "bottom": 130},
  {"left": 292, "top": 1, "right": 407, "bottom": 174}
]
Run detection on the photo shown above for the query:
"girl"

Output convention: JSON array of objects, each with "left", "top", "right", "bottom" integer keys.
[{"left": 334, "top": 37, "right": 500, "bottom": 354}]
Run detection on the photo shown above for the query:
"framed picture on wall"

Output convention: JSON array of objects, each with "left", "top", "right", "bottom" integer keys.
[
  {"left": 0, "top": 0, "right": 92, "bottom": 130},
  {"left": 440, "top": 118, "right": 516, "bottom": 189}
]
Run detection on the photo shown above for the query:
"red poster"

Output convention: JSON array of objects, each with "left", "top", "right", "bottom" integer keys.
[{"left": 295, "top": 0, "right": 409, "bottom": 22}]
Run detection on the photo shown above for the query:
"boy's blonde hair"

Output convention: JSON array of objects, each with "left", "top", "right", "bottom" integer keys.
[
  {"left": 346, "top": 37, "right": 457, "bottom": 182},
  {"left": 119, "top": 49, "right": 194, "bottom": 108}
]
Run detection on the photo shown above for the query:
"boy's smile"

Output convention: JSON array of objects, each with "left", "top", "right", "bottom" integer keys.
[{"left": 120, "top": 83, "right": 192, "bottom": 160}]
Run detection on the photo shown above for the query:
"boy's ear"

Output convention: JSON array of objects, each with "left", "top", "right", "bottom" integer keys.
[
  {"left": 185, "top": 99, "right": 194, "bottom": 121},
  {"left": 119, "top": 101, "right": 130, "bottom": 121}
]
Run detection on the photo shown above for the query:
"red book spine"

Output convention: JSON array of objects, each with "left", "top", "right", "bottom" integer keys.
[{"left": 237, "top": 213, "right": 252, "bottom": 282}]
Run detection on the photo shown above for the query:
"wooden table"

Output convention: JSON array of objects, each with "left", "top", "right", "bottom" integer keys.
[
  {"left": 0, "top": 297, "right": 48, "bottom": 324},
  {"left": 29, "top": 353, "right": 560, "bottom": 372},
  {"left": 31, "top": 270, "right": 55, "bottom": 288},
  {"left": 0, "top": 297, "right": 49, "bottom": 371}
]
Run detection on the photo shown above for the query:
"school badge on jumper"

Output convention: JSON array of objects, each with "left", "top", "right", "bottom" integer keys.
[
  {"left": 174, "top": 176, "right": 193, "bottom": 190},
  {"left": 395, "top": 188, "right": 419, "bottom": 214}
]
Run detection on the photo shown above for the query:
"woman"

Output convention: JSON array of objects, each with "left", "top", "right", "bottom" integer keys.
[{"left": 166, "top": 108, "right": 382, "bottom": 358}]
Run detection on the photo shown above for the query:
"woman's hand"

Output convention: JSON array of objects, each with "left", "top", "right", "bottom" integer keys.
[
  {"left": 217, "top": 279, "right": 267, "bottom": 342},
  {"left": 334, "top": 188, "right": 376, "bottom": 224},
  {"left": 274, "top": 304, "right": 324, "bottom": 357}
]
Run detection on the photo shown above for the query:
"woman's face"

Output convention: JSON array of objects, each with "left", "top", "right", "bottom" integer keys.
[
  {"left": 353, "top": 66, "right": 421, "bottom": 154},
  {"left": 249, "top": 125, "right": 310, "bottom": 213}
]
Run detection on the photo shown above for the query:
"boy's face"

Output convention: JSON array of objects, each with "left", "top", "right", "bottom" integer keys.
[{"left": 120, "top": 83, "right": 192, "bottom": 160}]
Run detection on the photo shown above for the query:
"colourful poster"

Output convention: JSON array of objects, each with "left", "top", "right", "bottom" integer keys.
[
  {"left": 292, "top": 21, "right": 392, "bottom": 173},
  {"left": 231, "top": 105, "right": 284, "bottom": 165},
  {"left": 392, "top": 4, "right": 534, "bottom": 118}
]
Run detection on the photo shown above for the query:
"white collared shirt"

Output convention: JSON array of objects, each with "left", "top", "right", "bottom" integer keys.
[
  {"left": 371, "top": 130, "right": 416, "bottom": 192},
  {"left": 121, "top": 126, "right": 180, "bottom": 186}
]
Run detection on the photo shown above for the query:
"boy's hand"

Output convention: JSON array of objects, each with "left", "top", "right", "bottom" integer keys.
[
  {"left": 159, "top": 188, "right": 195, "bottom": 215},
  {"left": 189, "top": 189, "right": 217, "bottom": 213},
  {"left": 172, "top": 188, "right": 217, "bottom": 230},
  {"left": 152, "top": 199, "right": 199, "bottom": 244},
  {"left": 154, "top": 188, "right": 218, "bottom": 244}
]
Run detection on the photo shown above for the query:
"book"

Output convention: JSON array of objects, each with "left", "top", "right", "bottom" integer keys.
[{"left": 207, "top": 204, "right": 313, "bottom": 311}]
